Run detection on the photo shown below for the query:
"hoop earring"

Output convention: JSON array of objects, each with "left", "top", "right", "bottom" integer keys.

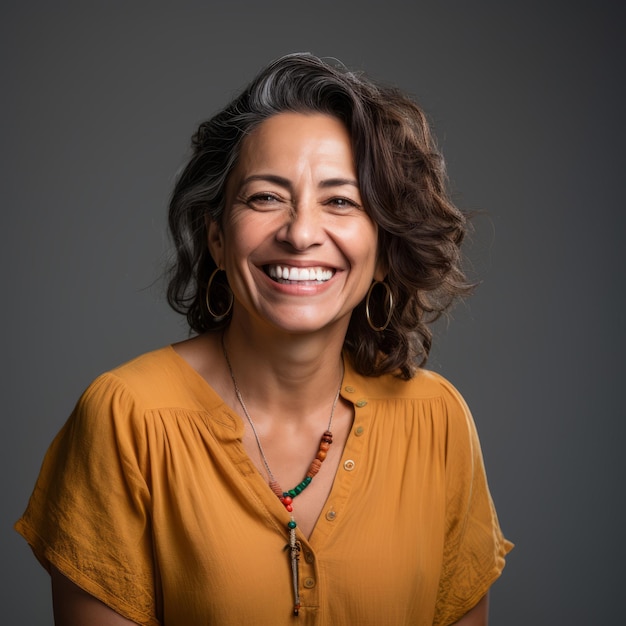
[
  {"left": 365, "top": 280, "right": 394, "bottom": 331},
  {"left": 205, "top": 268, "right": 233, "bottom": 321}
]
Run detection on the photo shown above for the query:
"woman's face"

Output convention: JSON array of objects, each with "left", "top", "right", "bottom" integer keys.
[{"left": 208, "top": 112, "right": 382, "bottom": 336}]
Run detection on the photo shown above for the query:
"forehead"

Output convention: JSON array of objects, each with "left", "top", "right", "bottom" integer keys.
[{"left": 236, "top": 112, "right": 355, "bottom": 170}]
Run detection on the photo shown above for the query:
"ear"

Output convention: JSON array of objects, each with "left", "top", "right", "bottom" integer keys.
[
  {"left": 373, "top": 267, "right": 386, "bottom": 282},
  {"left": 206, "top": 214, "right": 224, "bottom": 268},
  {"left": 373, "top": 254, "right": 387, "bottom": 282}
]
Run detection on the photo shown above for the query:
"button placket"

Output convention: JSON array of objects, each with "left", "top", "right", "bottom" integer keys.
[
  {"left": 295, "top": 540, "right": 319, "bottom": 608},
  {"left": 311, "top": 375, "right": 369, "bottom": 544}
]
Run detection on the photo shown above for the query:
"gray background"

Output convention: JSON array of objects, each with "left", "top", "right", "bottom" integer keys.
[{"left": 2, "top": 1, "right": 624, "bottom": 624}]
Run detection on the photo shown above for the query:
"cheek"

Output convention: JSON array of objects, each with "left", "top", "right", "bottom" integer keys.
[
  {"left": 222, "top": 219, "right": 268, "bottom": 269},
  {"left": 226, "top": 210, "right": 291, "bottom": 258},
  {"left": 349, "top": 222, "right": 379, "bottom": 267}
]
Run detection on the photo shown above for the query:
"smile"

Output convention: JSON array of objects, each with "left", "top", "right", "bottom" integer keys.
[{"left": 265, "top": 265, "right": 335, "bottom": 283}]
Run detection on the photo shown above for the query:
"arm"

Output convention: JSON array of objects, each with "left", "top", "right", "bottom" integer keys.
[
  {"left": 451, "top": 593, "right": 489, "bottom": 626},
  {"left": 51, "top": 567, "right": 139, "bottom": 626}
]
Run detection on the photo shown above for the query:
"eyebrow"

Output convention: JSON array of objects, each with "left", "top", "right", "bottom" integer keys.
[
  {"left": 319, "top": 177, "right": 359, "bottom": 189},
  {"left": 240, "top": 174, "right": 359, "bottom": 190}
]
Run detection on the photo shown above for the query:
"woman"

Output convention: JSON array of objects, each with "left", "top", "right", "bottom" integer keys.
[{"left": 16, "top": 53, "right": 512, "bottom": 625}]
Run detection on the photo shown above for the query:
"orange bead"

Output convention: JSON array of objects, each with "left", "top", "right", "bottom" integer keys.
[
  {"left": 269, "top": 480, "right": 284, "bottom": 498},
  {"left": 307, "top": 459, "right": 323, "bottom": 477},
  {"left": 319, "top": 441, "right": 330, "bottom": 451},
  {"left": 316, "top": 450, "right": 327, "bottom": 461}
]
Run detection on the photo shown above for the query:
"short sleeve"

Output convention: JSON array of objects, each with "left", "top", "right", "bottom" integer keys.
[
  {"left": 15, "top": 373, "right": 159, "bottom": 626},
  {"left": 433, "top": 383, "right": 513, "bottom": 626}
]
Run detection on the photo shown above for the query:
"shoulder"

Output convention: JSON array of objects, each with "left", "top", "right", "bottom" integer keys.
[
  {"left": 345, "top": 360, "right": 470, "bottom": 413},
  {"left": 342, "top": 361, "right": 477, "bottom": 456},
  {"left": 80, "top": 345, "right": 219, "bottom": 413},
  {"left": 109, "top": 346, "right": 185, "bottom": 396},
  {"left": 69, "top": 345, "right": 224, "bottom": 445}
]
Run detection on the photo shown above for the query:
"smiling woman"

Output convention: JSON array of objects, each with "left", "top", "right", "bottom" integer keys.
[
  {"left": 15, "top": 53, "right": 512, "bottom": 626},
  {"left": 207, "top": 113, "right": 381, "bottom": 337},
  {"left": 167, "top": 53, "right": 470, "bottom": 379}
]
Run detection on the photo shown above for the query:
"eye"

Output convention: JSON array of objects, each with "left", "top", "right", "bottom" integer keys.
[
  {"left": 325, "top": 196, "right": 362, "bottom": 210},
  {"left": 244, "top": 192, "right": 284, "bottom": 209},
  {"left": 248, "top": 192, "right": 279, "bottom": 203}
]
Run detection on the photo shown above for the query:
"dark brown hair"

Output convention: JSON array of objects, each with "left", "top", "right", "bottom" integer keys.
[{"left": 167, "top": 53, "right": 471, "bottom": 379}]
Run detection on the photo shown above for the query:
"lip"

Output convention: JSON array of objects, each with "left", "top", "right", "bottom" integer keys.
[
  {"left": 256, "top": 261, "right": 340, "bottom": 291},
  {"left": 260, "top": 259, "right": 338, "bottom": 269},
  {"left": 264, "top": 264, "right": 335, "bottom": 283}
]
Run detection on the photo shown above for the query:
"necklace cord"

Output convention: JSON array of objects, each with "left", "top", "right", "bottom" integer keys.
[
  {"left": 221, "top": 334, "right": 343, "bottom": 616},
  {"left": 221, "top": 334, "right": 343, "bottom": 488}
]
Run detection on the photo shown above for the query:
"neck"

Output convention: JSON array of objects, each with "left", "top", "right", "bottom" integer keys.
[{"left": 221, "top": 315, "right": 346, "bottom": 421}]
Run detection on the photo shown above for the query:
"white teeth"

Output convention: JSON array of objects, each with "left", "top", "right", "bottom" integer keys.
[{"left": 268, "top": 265, "right": 333, "bottom": 282}]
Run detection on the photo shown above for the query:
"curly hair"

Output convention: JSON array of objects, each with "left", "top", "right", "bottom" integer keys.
[{"left": 167, "top": 53, "right": 471, "bottom": 379}]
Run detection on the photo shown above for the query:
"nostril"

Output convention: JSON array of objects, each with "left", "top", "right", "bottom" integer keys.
[{"left": 276, "top": 210, "right": 324, "bottom": 250}]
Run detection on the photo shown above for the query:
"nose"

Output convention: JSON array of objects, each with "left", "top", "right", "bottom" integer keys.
[{"left": 277, "top": 203, "right": 324, "bottom": 251}]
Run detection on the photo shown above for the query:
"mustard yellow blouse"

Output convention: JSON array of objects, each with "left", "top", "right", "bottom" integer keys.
[{"left": 16, "top": 346, "right": 512, "bottom": 625}]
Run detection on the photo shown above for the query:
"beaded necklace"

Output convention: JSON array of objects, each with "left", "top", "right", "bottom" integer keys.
[{"left": 222, "top": 337, "right": 342, "bottom": 617}]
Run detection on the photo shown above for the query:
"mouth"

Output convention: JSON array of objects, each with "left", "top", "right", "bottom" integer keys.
[{"left": 265, "top": 264, "right": 335, "bottom": 284}]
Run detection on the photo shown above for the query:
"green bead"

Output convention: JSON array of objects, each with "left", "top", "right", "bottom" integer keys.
[
  {"left": 288, "top": 489, "right": 297, "bottom": 497},
  {"left": 287, "top": 520, "right": 297, "bottom": 529},
  {"left": 294, "top": 485, "right": 303, "bottom": 494}
]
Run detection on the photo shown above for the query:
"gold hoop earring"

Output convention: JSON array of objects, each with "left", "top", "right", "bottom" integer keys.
[
  {"left": 205, "top": 268, "right": 233, "bottom": 321},
  {"left": 365, "top": 280, "right": 394, "bottom": 331}
]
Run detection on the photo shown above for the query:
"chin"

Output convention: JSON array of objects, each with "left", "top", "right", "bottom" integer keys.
[{"left": 263, "top": 310, "right": 348, "bottom": 336}]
